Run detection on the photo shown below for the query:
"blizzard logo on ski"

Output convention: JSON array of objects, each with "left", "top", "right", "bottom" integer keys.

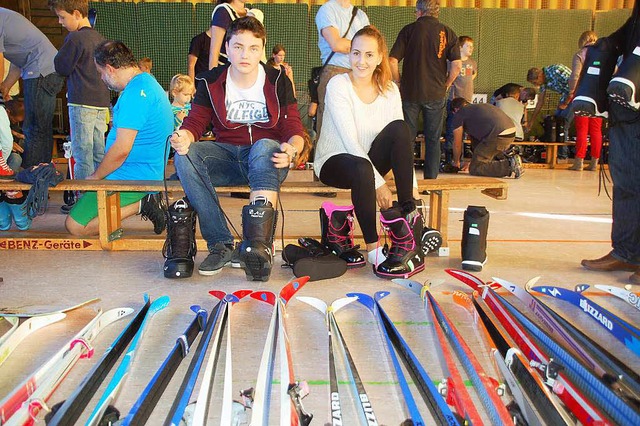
[
  {"left": 331, "top": 392, "right": 342, "bottom": 424},
  {"left": 358, "top": 394, "right": 377, "bottom": 424},
  {"left": 579, "top": 299, "right": 613, "bottom": 330},
  {"left": 248, "top": 208, "right": 265, "bottom": 218},
  {"left": 627, "top": 292, "right": 640, "bottom": 309}
]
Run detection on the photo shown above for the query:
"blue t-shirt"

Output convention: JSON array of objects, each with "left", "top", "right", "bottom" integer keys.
[
  {"left": 106, "top": 72, "right": 173, "bottom": 181},
  {"left": 315, "top": 1, "right": 369, "bottom": 69}
]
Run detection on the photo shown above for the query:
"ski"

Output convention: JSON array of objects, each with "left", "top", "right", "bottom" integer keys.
[
  {"left": 164, "top": 293, "right": 225, "bottom": 426},
  {"left": 399, "top": 279, "right": 515, "bottom": 425},
  {"left": 297, "top": 296, "right": 379, "bottom": 425},
  {"left": 446, "top": 268, "right": 612, "bottom": 425},
  {"left": 0, "top": 317, "right": 19, "bottom": 347},
  {"left": 190, "top": 290, "right": 251, "bottom": 426},
  {"left": 45, "top": 296, "right": 151, "bottom": 426},
  {"left": 530, "top": 283, "right": 640, "bottom": 357},
  {"left": 0, "top": 298, "right": 100, "bottom": 317},
  {"left": 120, "top": 305, "right": 207, "bottom": 426},
  {"left": 252, "top": 277, "right": 312, "bottom": 426},
  {"left": 348, "top": 292, "right": 428, "bottom": 426},
  {"left": 0, "top": 312, "right": 65, "bottom": 367},
  {"left": 494, "top": 277, "right": 640, "bottom": 405},
  {"left": 594, "top": 284, "right": 640, "bottom": 312},
  {"left": 452, "top": 289, "right": 564, "bottom": 426},
  {"left": 0, "top": 307, "right": 133, "bottom": 425},
  {"left": 85, "top": 295, "right": 170, "bottom": 426}
]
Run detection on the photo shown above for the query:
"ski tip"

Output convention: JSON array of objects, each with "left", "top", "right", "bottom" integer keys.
[
  {"left": 143, "top": 293, "right": 150, "bottom": 304},
  {"left": 331, "top": 296, "right": 358, "bottom": 313},
  {"left": 346, "top": 292, "right": 375, "bottom": 311},
  {"left": 296, "top": 296, "right": 327, "bottom": 314},
  {"left": 279, "top": 276, "right": 310, "bottom": 305},
  {"left": 150, "top": 295, "right": 170, "bottom": 312},
  {"left": 232, "top": 289, "right": 253, "bottom": 302},
  {"left": 452, "top": 290, "right": 474, "bottom": 311},
  {"left": 209, "top": 290, "right": 227, "bottom": 301},
  {"left": 575, "top": 284, "right": 590, "bottom": 293},
  {"left": 392, "top": 278, "right": 423, "bottom": 296},
  {"left": 491, "top": 276, "right": 518, "bottom": 292},
  {"left": 445, "top": 268, "right": 485, "bottom": 290},
  {"left": 523, "top": 276, "right": 542, "bottom": 291},
  {"left": 374, "top": 291, "right": 390, "bottom": 303},
  {"left": 189, "top": 304, "right": 202, "bottom": 314},
  {"left": 250, "top": 291, "right": 276, "bottom": 305}
]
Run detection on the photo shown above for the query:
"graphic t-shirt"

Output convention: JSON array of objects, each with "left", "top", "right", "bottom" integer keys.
[
  {"left": 449, "top": 58, "right": 477, "bottom": 102},
  {"left": 225, "top": 66, "right": 269, "bottom": 124}
]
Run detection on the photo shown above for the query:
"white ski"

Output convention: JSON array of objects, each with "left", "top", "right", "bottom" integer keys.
[
  {"left": 594, "top": 284, "right": 640, "bottom": 312},
  {"left": 0, "top": 298, "right": 100, "bottom": 317},
  {"left": 0, "top": 317, "right": 19, "bottom": 348},
  {"left": 0, "top": 312, "right": 66, "bottom": 367}
]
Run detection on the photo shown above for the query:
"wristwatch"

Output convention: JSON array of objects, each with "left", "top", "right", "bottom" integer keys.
[{"left": 289, "top": 144, "right": 298, "bottom": 161}]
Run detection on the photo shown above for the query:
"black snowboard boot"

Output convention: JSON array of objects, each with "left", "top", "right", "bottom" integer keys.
[
  {"left": 415, "top": 199, "right": 443, "bottom": 255},
  {"left": 375, "top": 202, "right": 425, "bottom": 279},
  {"left": 573, "top": 37, "right": 619, "bottom": 117},
  {"left": 239, "top": 196, "right": 277, "bottom": 282},
  {"left": 163, "top": 197, "right": 197, "bottom": 279},
  {"left": 282, "top": 238, "right": 347, "bottom": 282},
  {"left": 320, "top": 202, "right": 365, "bottom": 268},
  {"left": 461, "top": 205, "right": 490, "bottom": 272}
]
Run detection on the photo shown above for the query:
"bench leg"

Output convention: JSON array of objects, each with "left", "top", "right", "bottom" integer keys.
[
  {"left": 428, "top": 190, "right": 450, "bottom": 257},
  {"left": 97, "top": 190, "right": 123, "bottom": 250},
  {"left": 548, "top": 145, "right": 557, "bottom": 169}
]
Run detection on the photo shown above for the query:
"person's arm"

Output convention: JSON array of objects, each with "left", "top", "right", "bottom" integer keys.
[
  {"left": 208, "top": 25, "right": 227, "bottom": 70},
  {"left": 567, "top": 50, "right": 584, "bottom": 99},
  {"left": 87, "top": 128, "right": 136, "bottom": 180},
  {"left": 525, "top": 88, "right": 546, "bottom": 132},
  {"left": 452, "top": 126, "right": 464, "bottom": 168},
  {"left": 446, "top": 60, "right": 462, "bottom": 89},
  {"left": 321, "top": 26, "right": 351, "bottom": 54},
  {"left": 187, "top": 54, "right": 198, "bottom": 80},
  {"left": 0, "top": 62, "right": 20, "bottom": 101},
  {"left": 0, "top": 107, "right": 12, "bottom": 153},
  {"left": 53, "top": 37, "right": 78, "bottom": 77},
  {"left": 389, "top": 57, "right": 400, "bottom": 83}
]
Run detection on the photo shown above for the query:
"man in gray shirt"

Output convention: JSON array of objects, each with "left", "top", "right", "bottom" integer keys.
[{"left": 0, "top": 7, "right": 64, "bottom": 168}]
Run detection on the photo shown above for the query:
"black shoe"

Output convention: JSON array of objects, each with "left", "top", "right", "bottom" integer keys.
[
  {"left": 461, "top": 206, "right": 489, "bottom": 271},
  {"left": 140, "top": 193, "right": 166, "bottom": 234},
  {"left": 199, "top": 243, "right": 233, "bottom": 276},
  {"left": 283, "top": 238, "right": 347, "bottom": 281},
  {"left": 441, "top": 163, "right": 460, "bottom": 174},
  {"left": 508, "top": 154, "right": 524, "bottom": 179},
  {"left": 60, "top": 203, "right": 74, "bottom": 215},
  {"left": 163, "top": 198, "right": 197, "bottom": 279},
  {"left": 239, "top": 197, "right": 277, "bottom": 281}
]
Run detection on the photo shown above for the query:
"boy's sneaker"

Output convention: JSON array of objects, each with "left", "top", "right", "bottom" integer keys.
[
  {"left": 0, "top": 196, "right": 11, "bottom": 230},
  {"left": 0, "top": 152, "right": 15, "bottom": 180},
  {"left": 230, "top": 243, "right": 242, "bottom": 268},
  {"left": 198, "top": 242, "right": 233, "bottom": 276},
  {"left": 508, "top": 154, "right": 524, "bottom": 179},
  {"left": 139, "top": 193, "right": 166, "bottom": 234},
  {"left": 60, "top": 202, "right": 74, "bottom": 215}
]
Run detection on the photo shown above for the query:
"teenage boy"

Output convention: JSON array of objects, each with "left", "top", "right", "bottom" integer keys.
[
  {"left": 170, "top": 17, "right": 305, "bottom": 281},
  {"left": 65, "top": 40, "right": 172, "bottom": 237},
  {"left": 49, "top": 0, "right": 111, "bottom": 212}
]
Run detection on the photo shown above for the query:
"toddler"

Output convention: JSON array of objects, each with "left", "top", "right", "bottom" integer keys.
[{"left": 170, "top": 74, "right": 196, "bottom": 131}]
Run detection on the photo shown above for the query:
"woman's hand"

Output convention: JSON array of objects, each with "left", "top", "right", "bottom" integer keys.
[
  {"left": 273, "top": 142, "right": 296, "bottom": 169},
  {"left": 170, "top": 130, "right": 193, "bottom": 156},
  {"left": 376, "top": 184, "right": 393, "bottom": 210}
]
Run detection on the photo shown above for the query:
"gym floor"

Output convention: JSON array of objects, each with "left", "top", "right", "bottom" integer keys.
[{"left": 1, "top": 167, "right": 638, "bottom": 424}]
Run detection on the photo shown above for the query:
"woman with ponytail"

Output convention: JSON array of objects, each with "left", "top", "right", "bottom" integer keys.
[{"left": 314, "top": 25, "right": 424, "bottom": 278}]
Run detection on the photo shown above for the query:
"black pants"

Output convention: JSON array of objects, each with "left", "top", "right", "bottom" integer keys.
[{"left": 319, "top": 120, "right": 414, "bottom": 244}]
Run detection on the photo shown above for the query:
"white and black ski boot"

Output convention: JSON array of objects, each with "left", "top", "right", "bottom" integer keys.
[
  {"left": 375, "top": 202, "right": 425, "bottom": 279},
  {"left": 461, "top": 205, "right": 490, "bottom": 271},
  {"left": 163, "top": 198, "right": 197, "bottom": 278},
  {"left": 415, "top": 199, "right": 443, "bottom": 255},
  {"left": 608, "top": 40, "right": 640, "bottom": 111},
  {"left": 239, "top": 196, "right": 277, "bottom": 282},
  {"left": 320, "top": 202, "right": 366, "bottom": 268}
]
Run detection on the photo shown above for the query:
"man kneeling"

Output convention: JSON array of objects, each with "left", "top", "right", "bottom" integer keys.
[
  {"left": 66, "top": 40, "right": 172, "bottom": 236},
  {"left": 170, "top": 17, "right": 306, "bottom": 281},
  {"left": 450, "top": 97, "right": 524, "bottom": 179}
]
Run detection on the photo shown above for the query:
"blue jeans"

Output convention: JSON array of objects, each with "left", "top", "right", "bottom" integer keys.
[
  {"left": 174, "top": 139, "right": 288, "bottom": 251},
  {"left": 444, "top": 99, "right": 455, "bottom": 163},
  {"left": 402, "top": 99, "right": 446, "bottom": 179},
  {"left": 555, "top": 106, "right": 574, "bottom": 159},
  {"left": 608, "top": 103, "right": 640, "bottom": 265},
  {"left": 68, "top": 105, "right": 108, "bottom": 179},
  {"left": 22, "top": 73, "right": 64, "bottom": 168}
]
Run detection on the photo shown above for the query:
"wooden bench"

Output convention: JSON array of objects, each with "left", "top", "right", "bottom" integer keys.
[{"left": 0, "top": 177, "right": 508, "bottom": 255}]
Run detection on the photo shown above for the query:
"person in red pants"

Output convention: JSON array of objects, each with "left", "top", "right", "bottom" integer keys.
[{"left": 569, "top": 31, "right": 603, "bottom": 171}]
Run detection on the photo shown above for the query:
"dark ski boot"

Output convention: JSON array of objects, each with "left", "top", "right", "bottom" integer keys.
[
  {"left": 608, "top": 40, "right": 640, "bottom": 111},
  {"left": 282, "top": 237, "right": 347, "bottom": 281},
  {"left": 163, "top": 198, "right": 197, "bottom": 278},
  {"left": 239, "top": 196, "right": 277, "bottom": 281},
  {"left": 461, "top": 205, "right": 490, "bottom": 271},
  {"left": 415, "top": 199, "right": 443, "bottom": 255},
  {"left": 320, "top": 202, "right": 366, "bottom": 268},
  {"left": 375, "top": 202, "right": 425, "bottom": 279},
  {"left": 573, "top": 37, "right": 619, "bottom": 117}
]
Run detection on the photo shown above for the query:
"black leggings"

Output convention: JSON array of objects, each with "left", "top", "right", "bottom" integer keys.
[{"left": 319, "top": 119, "right": 414, "bottom": 244}]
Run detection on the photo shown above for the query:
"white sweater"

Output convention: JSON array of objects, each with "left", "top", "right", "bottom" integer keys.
[{"left": 314, "top": 73, "right": 404, "bottom": 189}]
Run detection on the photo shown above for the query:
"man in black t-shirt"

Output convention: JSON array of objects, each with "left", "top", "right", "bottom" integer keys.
[
  {"left": 450, "top": 98, "right": 524, "bottom": 179},
  {"left": 389, "top": 0, "right": 461, "bottom": 179},
  {"left": 188, "top": 30, "right": 211, "bottom": 80}
]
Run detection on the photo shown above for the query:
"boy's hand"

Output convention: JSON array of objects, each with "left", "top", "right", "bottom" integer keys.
[
  {"left": 12, "top": 142, "right": 23, "bottom": 153},
  {"left": 273, "top": 142, "right": 295, "bottom": 169},
  {"left": 170, "top": 130, "right": 193, "bottom": 156}
]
